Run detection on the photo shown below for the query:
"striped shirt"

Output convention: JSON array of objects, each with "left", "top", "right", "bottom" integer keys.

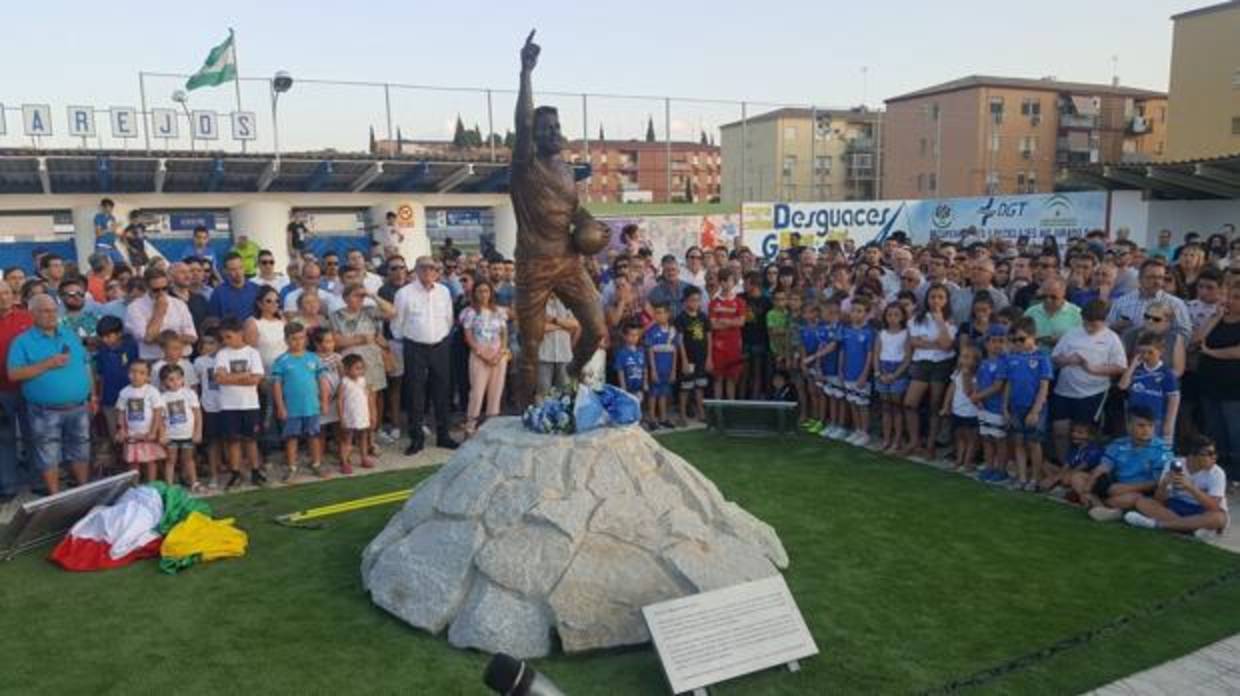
[{"left": 1106, "top": 289, "right": 1191, "bottom": 337}]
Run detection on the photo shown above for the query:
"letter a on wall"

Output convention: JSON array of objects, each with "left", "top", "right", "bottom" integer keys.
[{"left": 22, "top": 104, "right": 52, "bottom": 136}]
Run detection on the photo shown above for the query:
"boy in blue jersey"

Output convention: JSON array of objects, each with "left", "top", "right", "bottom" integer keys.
[
  {"left": 1077, "top": 406, "right": 1174, "bottom": 521},
  {"left": 797, "top": 302, "right": 825, "bottom": 433},
  {"left": 817, "top": 297, "right": 846, "bottom": 439},
  {"left": 644, "top": 302, "right": 679, "bottom": 430},
  {"left": 972, "top": 326, "right": 1009, "bottom": 482},
  {"left": 1002, "top": 317, "right": 1053, "bottom": 490},
  {"left": 1118, "top": 331, "right": 1180, "bottom": 441},
  {"left": 839, "top": 297, "right": 876, "bottom": 447},
  {"left": 613, "top": 321, "right": 649, "bottom": 426}
]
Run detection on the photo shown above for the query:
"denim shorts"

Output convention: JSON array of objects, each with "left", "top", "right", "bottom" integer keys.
[
  {"left": 650, "top": 381, "right": 673, "bottom": 398},
  {"left": 874, "top": 360, "right": 909, "bottom": 395},
  {"left": 1007, "top": 405, "right": 1048, "bottom": 441},
  {"left": 1167, "top": 497, "right": 1206, "bottom": 518},
  {"left": 281, "top": 414, "right": 322, "bottom": 440},
  {"left": 27, "top": 402, "right": 91, "bottom": 473}
]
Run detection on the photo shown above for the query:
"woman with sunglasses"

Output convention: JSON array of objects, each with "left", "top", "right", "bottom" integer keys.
[
  {"left": 1123, "top": 433, "right": 1228, "bottom": 538},
  {"left": 1120, "top": 300, "right": 1186, "bottom": 378}
]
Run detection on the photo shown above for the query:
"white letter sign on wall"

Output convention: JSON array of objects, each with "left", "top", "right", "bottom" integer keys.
[
  {"left": 22, "top": 104, "right": 52, "bottom": 136},
  {"left": 110, "top": 107, "right": 139, "bottom": 139},
  {"left": 191, "top": 110, "right": 218, "bottom": 140},
  {"left": 0, "top": 103, "right": 6, "bottom": 135},
  {"left": 231, "top": 111, "right": 256, "bottom": 141},
  {"left": 151, "top": 108, "right": 178, "bottom": 139},
  {"left": 67, "top": 106, "right": 96, "bottom": 137}
]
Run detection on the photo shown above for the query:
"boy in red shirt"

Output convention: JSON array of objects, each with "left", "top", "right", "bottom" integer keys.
[{"left": 709, "top": 269, "right": 745, "bottom": 399}]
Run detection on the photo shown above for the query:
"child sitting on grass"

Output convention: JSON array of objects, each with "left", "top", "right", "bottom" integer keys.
[{"left": 1123, "top": 433, "right": 1229, "bottom": 539}]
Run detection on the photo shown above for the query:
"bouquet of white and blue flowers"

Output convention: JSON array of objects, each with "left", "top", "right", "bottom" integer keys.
[
  {"left": 522, "top": 386, "right": 576, "bottom": 434},
  {"left": 522, "top": 383, "right": 641, "bottom": 435}
]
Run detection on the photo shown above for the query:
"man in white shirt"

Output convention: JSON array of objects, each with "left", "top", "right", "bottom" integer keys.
[
  {"left": 124, "top": 267, "right": 198, "bottom": 361},
  {"left": 283, "top": 262, "right": 345, "bottom": 314},
  {"left": 346, "top": 248, "right": 384, "bottom": 294},
  {"left": 254, "top": 249, "right": 289, "bottom": 293},
  {"left": 681, "top": 247, "right": 707, "bottom": 295},
  {"left": 1107, "top": 258, "right": 1191, "bottom": 337},
  {"left": 393, "top": 256, "right": 457, "bottom": 454}
]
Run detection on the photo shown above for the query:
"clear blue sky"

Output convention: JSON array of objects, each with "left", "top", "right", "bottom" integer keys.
[{"left": 0, "top": 0, "right": 1208, "bottom": 152}]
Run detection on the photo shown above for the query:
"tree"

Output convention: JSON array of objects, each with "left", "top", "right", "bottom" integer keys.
[
  {"left": 471, "top": 124, "right": 484, "bottom": 148},
  {"left": 503, "top": 130, "right": 515, "bottom": 148},
  {"left": 645, "top": 116, "right": 656, "bottom": 143},
  {"left": 369, "top": 125, "right": 377, "bottom": 154},
  {"left": 452, "top": 115, "right": 469, "bottom": 148},
  {"left": 684, "top": 177, "right": 694, "bottom": 203},
  {"left": 700, "top": 130, "right": 708, "bottom": 146},
  {"left": 598, "top": 124, "right": 606, "bottom": 141}
]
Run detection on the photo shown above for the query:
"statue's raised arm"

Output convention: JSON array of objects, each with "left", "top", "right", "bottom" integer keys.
[{"left": 514, "top": 30, "right": 539, "bottom": 164}]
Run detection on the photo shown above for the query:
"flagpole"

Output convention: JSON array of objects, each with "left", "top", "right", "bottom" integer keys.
[{"left": 230, "top": 28, "right": 246, "bottom": 153}]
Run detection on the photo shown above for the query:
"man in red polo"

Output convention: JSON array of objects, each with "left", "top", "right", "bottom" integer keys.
[{"left": 0, "top": 281, "right": 33, "bottom": 501}]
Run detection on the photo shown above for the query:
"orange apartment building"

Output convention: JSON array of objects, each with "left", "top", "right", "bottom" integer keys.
[
  {"left": 565, "top": 140, "right": 722, "bottom": 203},
  {"left": 882, "top": 76, "right": 1166, "bottom": 199}
]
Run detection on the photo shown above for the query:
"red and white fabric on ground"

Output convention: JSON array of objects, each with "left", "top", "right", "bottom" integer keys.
[{"left": 49, "top": 486, "right": 165, "bottom": 571}]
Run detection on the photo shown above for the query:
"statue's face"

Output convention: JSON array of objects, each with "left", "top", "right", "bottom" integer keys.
[{"left": 534, "top": 111, "right": 563, "bottom": 156}]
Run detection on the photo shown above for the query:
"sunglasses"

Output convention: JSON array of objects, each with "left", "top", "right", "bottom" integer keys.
[
  {"left": 325, "top": 260, "right": 339, "bottom": 266},
  {"left": 262, "top": 297, "right": 278, "bottom": 304},
  {"left": 149, "top": 285, "right": 167, "bottom": 293},
  {"left": 388, "top": 265, "right": 406, "bottom": 272},
  {"left": 687, "top": 254, "right": 702, "bottom": 260},
  {"left": 1143, "top": 314, "right": 1165, "bottom": 322},
  {"left": 1009, "top": 334, "right": 1030, "bottom": 342},
  {"left": 1197, "top": 448, "right": 1218, "bottom": 457},
  {"left": 61, "top": 291, "right": 84, "bottom": 299},
  {"left": 260, "top": 259, "right": 275, "bottom": 265}
]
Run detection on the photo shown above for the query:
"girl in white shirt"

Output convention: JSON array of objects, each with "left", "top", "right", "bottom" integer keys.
[
  {"left": 115, "top": 360, "right": 166, "bottom": 482},
  {"left": 941, "top": 345, "right": 981, "bottom": 473},
  {"left": 159, "top": 363, "right": 202, "bottom": 492},
  {"left": 874, "top": 303, "right": 912, "bottom": 453}
]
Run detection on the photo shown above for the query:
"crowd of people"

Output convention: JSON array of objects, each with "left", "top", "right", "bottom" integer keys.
[{"left": 0, "top": 200, "right": 1235, "bottom": 539}]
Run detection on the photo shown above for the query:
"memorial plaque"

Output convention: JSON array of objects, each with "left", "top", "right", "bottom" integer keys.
[{"left": 642, "top": 575, "right": 818, "bottom": 694}]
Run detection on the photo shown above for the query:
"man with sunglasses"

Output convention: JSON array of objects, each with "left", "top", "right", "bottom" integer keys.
[
  {"left": 682, "top": 247, "right": 707, "bottom": 294},
  {"left": 57, "top": 276, "right": 100, "bottom": 352},
  {"left": 124, "top": 267, "right": 197, "bottom": 361},
  {"left": 1124, "top": 433, "right": 1229, "bottom": 538},
  {"left": 254, "top": 250, "right": 289, "bottom": 293}
]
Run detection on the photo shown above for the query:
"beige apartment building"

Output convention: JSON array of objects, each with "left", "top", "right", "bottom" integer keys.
[
  {"left": 1165, "top": 1, "right": 1240, "bottom": 160},
  {"left": 720, "top": 107, "right": 881, "bottom": 203},
  {"left": 882, "top": 76, "right": 1166, "bottom": 199}
]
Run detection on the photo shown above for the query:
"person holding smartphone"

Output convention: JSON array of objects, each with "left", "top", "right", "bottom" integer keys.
[{"left": 1123, "top": 434, "right": 1229, "bottom": 539}]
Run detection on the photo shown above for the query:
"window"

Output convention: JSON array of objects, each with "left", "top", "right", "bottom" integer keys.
[
  {"left": 814, "top": 155, "right": 832, "bottom": 174},
  {"left": 985, "top": 171, "right": 999, "bottom": 195},
  {"left": 989, "top": 97, "right": 1005, "bottom": 124},
  {"left": 928, "top": 173, "right": 937, "bottom": 192},
  {"left": 852, "top": 153, "right": 873, "bottom": 168},
  {"left": 990, "top": 133, "right": 1000, "bottom": 152},
  {"left": 784, "top": 126, "right": 797, "bottom": 141},
  {"left": 920, "top": 138, "right": 927, "bottom": 155},
  {"left": 930, "top": 103, "right": 941, "bottom": 121},
  {"left": 1016, "top": 172, "right": 1026, "bottom": 190},
  {"left": 1233, "top": 116, "right": 1240, "bottom": 135},
  {"left": 1020, "top": 135, "right": 1037, "bottom": 158},
  {"left": 1234, "top": 68, "right": 1240, "bottom": 88},
  {"left": 1027, "top": 173, "right": 1037, "bottom": 192},
  {"left": 917, "top": 173, "right": 925, "bottom": 192},
  {"left": 782, "top": 154, "right": 797, "bottom": 177}
]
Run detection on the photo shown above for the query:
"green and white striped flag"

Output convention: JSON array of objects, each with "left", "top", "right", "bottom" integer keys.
[{"left": 186, "top": 32, "right": 237, "bottom": 91}]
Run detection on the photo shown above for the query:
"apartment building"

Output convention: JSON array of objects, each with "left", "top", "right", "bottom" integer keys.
[{"left": 1165, "top": 1, "right": 1240, "bottom": 160}]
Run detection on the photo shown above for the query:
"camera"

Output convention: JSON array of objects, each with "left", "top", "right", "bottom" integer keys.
[{"left": 1170, "top": 459, "right": 1185, "bottom": 474}]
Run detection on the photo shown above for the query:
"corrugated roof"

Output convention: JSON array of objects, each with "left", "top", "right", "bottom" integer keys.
[
  {"left": 719, "top": 106, "right": 881, "bottom": 130},
  {"left": 886, "top": 75, "right": 1166, "bottom": 103},
  {"left": 1171, "top": 0, "right": 1240, "bottom": 20}
]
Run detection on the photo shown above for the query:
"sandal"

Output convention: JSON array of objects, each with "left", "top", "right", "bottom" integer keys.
[
  {"left": 283, "top": 466, "right": 300, "bottom": 483},
  {"left": 361, "top": 456, "right": 378, "bottom": 469},
  {"left": 310, "top": 463, "right": 326, "bottom": 478}
]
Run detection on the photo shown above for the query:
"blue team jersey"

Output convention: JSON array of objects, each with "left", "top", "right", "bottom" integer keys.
[
  {"left": 1066, "top": 442, "right": 1105, "bottom": 471},
  {"left": 819, "top": 321, "right": 842, "bottom": 376},
  {"left": 840, "top": 324, "right": 875, "bottom": 381},
  {"left": 1102, "top": 436, "right": 1172, "bottom": 484},
  {"left": 799, "top": 323, "right": 822, "bottom": 361},
  {"left": 613, "top": 347, "right": 646, "bottom": 391},
  {"left": 975, "top": 356, "right": 1006, "bottom": 413},
  {"left": 1002, "top": 350, "right": 1052, "bottom": 410},
  {"left": 1127, "top": 362, "right": 1178, "bottom": 426},
  {"left": 644, "top": 324, "right": 678, "bottom": 381}
]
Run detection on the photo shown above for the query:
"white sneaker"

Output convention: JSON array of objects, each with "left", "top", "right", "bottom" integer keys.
[
  {"left": 829, "top": 426, "right": 847, "bottom": 439},
  {"left": 819, "top": 427, "right": 834, "bottom": 439},
  {"left": 385, "top": 427, "right": 403, "bottom": 442},
  {"left": 1193, "top": 528, "right": 1221, "bottom": 542},
  {"left": 1124, "top": 511, "right": 1158, "bottom": 529},
  {"left": 852, "top": 433, "right": 870, "bottom": 448},
  {"left": 374, "top": 430, "right": 396, "bottom": 445}
]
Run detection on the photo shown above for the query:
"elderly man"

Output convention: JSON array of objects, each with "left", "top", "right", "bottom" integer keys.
[
  {"left": 124, "top": 267, "right": 198, "bottom": 361},
  {"left": 206, "top": 252, "right": 261, "bottom": 321},
  {"left": 647, "top": 254, "right": 693, "bottom": 318},
  {"left": 1024, "top": 276, "right": 1082, "bottom": 348},
  {"left": 6, "top": 295, "right": 94, "bottom": 496},
  {"left": 881, "top": 246, "right": 915, "bottom": 298},
  {"left": 283, "top": 261, "right": 345, "bottom": 314},
  {"left": 392, "top": 256, "right": 458, "bottom": 454},
  {"left": 1108, "top": 259, "right": 1192, "bottom": 336},
  {"left": 0, "top": 283, "right": 33, "bottom": 501},
  {"left": 951, "top": 258, "right": 1010, "bottom": 323}
]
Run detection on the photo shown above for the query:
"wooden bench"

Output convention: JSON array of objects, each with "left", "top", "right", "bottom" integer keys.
[{"left": 703, "top": 399, "right": 799, "bottom": 437}]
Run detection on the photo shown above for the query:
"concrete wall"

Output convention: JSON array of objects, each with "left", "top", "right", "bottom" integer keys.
[
  {"left": 1166, "top": 4, "right": 1240, "bottom": 160},
  {"left": 0, "top": 192, "right": 513, "bottom": 268},
  {"left": 1107, "top": 189, "right": 1240, "bottom": 248}
]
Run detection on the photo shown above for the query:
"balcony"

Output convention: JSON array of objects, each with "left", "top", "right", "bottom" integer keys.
[
  {"left": 1059, "top": 113, "right": 1098, "bottom": 129},
  {"left": 845, "top": 136, "right": 876, "bottom": 153}
]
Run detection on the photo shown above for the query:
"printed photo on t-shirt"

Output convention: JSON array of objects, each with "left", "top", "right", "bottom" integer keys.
[
  {"left": 126, "top": 398, "right": 144, "bottom": 422},
  {"left": 230, "top": 359, "right": 249, "bottom": 373},
  {"left": 166, "top": 399, "right": 187, "bottom": 425}
]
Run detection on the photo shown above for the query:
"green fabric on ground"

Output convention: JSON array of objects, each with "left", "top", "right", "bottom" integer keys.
[{"left": 148, "top": 482, "right": 212, "bottom": 535}]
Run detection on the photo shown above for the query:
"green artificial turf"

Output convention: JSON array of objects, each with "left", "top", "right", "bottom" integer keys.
[{"left": 2, "top": 432, "right": 1239, "bottom": 695}]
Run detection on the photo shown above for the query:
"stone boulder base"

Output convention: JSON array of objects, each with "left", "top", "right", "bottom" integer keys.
[{"left": 361, "top": 418, "right": 788, "bottom": 658}]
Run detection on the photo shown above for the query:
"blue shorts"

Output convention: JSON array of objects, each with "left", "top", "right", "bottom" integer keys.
[
  {"left": 27, "top": 402, "right": 91, "bottom": 473},
  {"left": 874, "top": 360, "right": 909, "bottom": 395},
  {"left": 1008, "top": 405, "right": 1048, "bottom": 441},
  {"left": 220, "top": 409, "right": 261, "bottom": 439},
  {"left": 203, "top": 411, "right": 224, "bottom": 440},
  {"left": 650, "top": 381, "right": 673, "bottom": 398},
  {"left": 1167, "top": 497, "right": 1206, "bottom": 518},
  {"left": 623, "top": 380, "right": 644, "bottom": 396},
  {"left": 282, "top": 414, "right": 322, "bottom": 440}
]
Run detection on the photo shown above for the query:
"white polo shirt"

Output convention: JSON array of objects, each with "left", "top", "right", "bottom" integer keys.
[
  {"left": 1051, "top": 325, "right": 1126, "bottom": 398},
  {"left": 392, "top": 280, "right": 454, "bottom": 345}
]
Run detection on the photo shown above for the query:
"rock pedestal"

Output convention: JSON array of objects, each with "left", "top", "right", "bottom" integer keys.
[{"left": 361, "top": 418, "right": 788, "bottom": 658}]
